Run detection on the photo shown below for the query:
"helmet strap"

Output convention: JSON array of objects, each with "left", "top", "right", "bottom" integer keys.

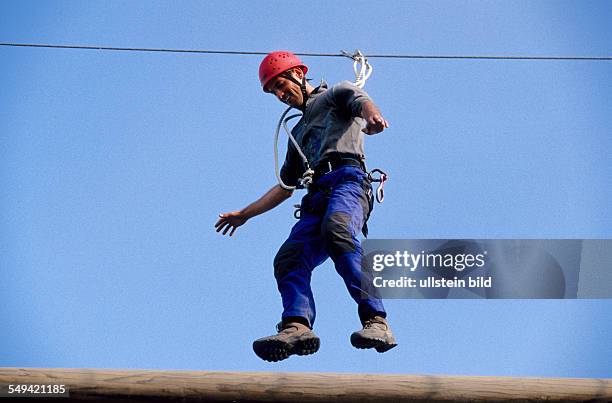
[
  {"left": 299, "top": 75, "right": 308, "bottom": 111},
  {"left": 281, "top": 72, "right": 309, "bottom": 111}
]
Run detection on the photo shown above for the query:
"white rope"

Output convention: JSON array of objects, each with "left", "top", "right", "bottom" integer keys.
[
  {"left": 273, "top": 50, "right": 372, "bottom": 191},
  {"left": 274, "top": 107, "right": 303, "bottom": 190},
  {"left": 283, "top": 113, "right": 309, "bottom": 163},
  {"left": 345, "top": 49, "right": 373, "bottom": 88}
]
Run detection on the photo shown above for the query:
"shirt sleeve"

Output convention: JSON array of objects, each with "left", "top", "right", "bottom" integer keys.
[
  {"left": 330, "top": 80, "right": 372, "bottom": 117},
  {"left": 279, "top": 140, "right": 302, "bottom": 187}
]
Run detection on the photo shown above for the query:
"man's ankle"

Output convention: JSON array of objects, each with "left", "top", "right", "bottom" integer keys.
[{"left": 282, "top": 316, "right": 311, "bottom": 329}]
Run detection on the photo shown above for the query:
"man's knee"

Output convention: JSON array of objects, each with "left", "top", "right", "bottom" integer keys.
[
  {"left": 273, "top": 241, "right": 304, "bottom": 280},
  {"left": 321, "top": 211, "right": 356, "bottom": 256}
]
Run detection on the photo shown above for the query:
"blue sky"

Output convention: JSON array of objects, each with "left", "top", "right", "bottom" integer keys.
[{"left": 1, "top": 1, "right": 611, "bottom": 377}]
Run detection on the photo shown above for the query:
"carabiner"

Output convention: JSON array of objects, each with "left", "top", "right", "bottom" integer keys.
[{"left": 367, "top": 169, "right": 388, "bottom": 203}]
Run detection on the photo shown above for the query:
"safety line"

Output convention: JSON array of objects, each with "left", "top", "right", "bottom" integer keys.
[{"left": 1, "top": 42, "right": 611, "bottom": 60}]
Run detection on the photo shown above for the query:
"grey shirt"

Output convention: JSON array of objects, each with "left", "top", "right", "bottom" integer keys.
[{"left": 280, "top": 80, "right": 372, "bottom": 186}]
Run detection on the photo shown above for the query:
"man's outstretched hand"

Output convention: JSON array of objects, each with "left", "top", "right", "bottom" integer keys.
[
  {"left": 215, "top": 211, "right": 248, "bottom": 237},
  {"left": 361, "top": 101, "right": 389, "bottom": 135},
  {"left": 215, "top": 185, "right": 293, "bottom": 237}
]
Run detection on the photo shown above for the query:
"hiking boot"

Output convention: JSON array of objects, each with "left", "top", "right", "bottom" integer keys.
[
  {"left": 350, "top": 316, "right": 397, "bottom": 353},
  {"left": 252, "top": 321, "right": 320, "bottom": 362}
]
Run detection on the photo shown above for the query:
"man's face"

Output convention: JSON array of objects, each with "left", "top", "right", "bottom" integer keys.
[{"left": 265, "top": 69, "right": 303, "bottom": 108}]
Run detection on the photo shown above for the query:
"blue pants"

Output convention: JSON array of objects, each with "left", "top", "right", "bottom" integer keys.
[{"left": 273, "top": 166, "right": 386, "bottom": 327}]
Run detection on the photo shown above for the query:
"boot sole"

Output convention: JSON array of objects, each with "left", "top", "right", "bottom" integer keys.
[
  {"left": 350, "top": 333, "right": 397, "bottom": 353},
  {"left": 253, "top": 335, "right": 320, "bottom": 362}
]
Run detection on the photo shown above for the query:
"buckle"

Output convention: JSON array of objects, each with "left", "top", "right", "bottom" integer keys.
[{"left": 325, "top": 161, "right": 333, "bottom": 174}]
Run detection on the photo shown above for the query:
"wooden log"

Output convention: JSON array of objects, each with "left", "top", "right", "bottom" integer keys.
[{"left": 0, "top": 367, "right": 611, "bottom": 402}]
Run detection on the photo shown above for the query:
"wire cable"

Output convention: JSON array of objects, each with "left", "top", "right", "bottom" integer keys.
[{"left": 1, "top": 42, "right": 611, "bottom": 60}]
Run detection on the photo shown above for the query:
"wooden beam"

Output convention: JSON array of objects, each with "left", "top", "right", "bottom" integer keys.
[{"left": 1, "top": 367, "right": 611, "bottom": 402}]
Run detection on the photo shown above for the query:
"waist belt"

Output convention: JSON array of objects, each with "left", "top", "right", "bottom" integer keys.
[{"left": 311, "top": 153, "right": 365, "bottom": 183}]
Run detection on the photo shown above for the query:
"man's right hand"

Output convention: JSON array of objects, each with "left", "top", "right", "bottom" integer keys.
[
  {"left": 215, "top": 211, "right": 248, "bottom": 237},
  {"left": 214, "top": 184, "right": 292, "bottom": 237},
  {"left": 361, "top": 101, "right": 389, "bottom": 135}
]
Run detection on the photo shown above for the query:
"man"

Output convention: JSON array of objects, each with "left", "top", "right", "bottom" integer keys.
[{"left": 215, "top": 51, "right": 397, "bottom": 362}]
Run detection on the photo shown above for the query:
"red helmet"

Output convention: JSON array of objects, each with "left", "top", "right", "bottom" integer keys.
[{"left": 259, "top": 51, "right": 308, "bottom": 92}]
